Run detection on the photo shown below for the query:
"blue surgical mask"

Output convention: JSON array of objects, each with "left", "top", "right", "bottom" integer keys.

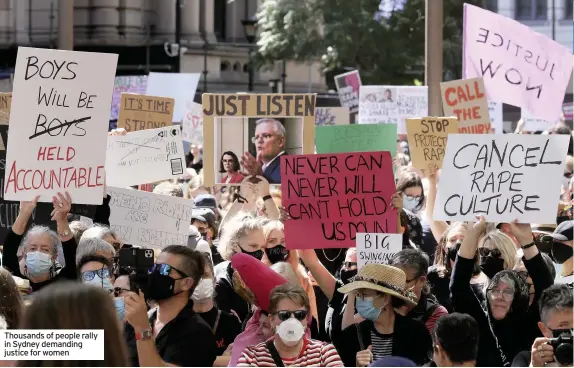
[
  {"left": 25, "top": 251, "right": 53, "bottom": 277},
  {"left": 402, "top": 196, "right": 420, "bottom": 212},
  {"left": 114, "top": 297, "right": 125, "bottom": 322},
  {"left": 84, "top": 275, "right": 114, "bottom": 292},
  {"left": 356, "top": 296, "right": 382, "bottom": 321}
]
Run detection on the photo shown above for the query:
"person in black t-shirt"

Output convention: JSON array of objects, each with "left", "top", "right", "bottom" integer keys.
[
  {"left": 193, "top": 253, "right": 241, "bottom": 366},
  {"left": 124, "top": 246, "right": 217, "bottom": 367}
]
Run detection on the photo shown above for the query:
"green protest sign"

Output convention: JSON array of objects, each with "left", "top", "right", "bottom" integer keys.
[{"left": 316, "top": 124, "right": 397, "bottom": 156}]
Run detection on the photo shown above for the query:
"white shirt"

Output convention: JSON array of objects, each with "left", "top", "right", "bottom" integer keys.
[{"left": 262, "top": 151, "right": 285, "bottom": 172}]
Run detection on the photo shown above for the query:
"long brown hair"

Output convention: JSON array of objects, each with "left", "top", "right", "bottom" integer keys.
[
  {"left": 18, "top": 282, "right": 128, "bottom": 367},
  {"left": 0, "top": 267, "right": 23, "bottom": 329}
]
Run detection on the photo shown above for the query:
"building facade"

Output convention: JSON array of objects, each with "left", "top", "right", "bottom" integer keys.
[{"left": 0, "top": 0, "right": 326, "bottom": 93}]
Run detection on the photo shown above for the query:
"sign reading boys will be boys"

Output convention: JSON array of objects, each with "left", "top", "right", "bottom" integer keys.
[{"left": 4, "top": 47, "right": 117, "bottom": 205}]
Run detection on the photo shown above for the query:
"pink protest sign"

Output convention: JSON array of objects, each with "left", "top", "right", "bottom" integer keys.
[
  {"left": 463, "top": 4, "right": 573, "bottom": 123},
  {"left": 334, "top": 70, "right": 362, "bottom": 114},
  {"left": 281, "top": 151, "right": 397, "bottom": 249}
]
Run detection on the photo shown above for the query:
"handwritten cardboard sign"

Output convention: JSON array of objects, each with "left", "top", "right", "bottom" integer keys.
[
  {"left": 108, "top": 186, "right": 193, "bottom": 249},
  {"left": 182, "top": 101, "right": 203, "bottom": 144},
  {"left": 356, "top": 233, "right": 403, "bottom": 269},
  {"left": 440, "top": 77, "right": 491, "bottom": 133},
  {"left": 117, "top": 93, "right": 174, "bottom": 132},
  {"left": 488, "top": 101, "right": 504, "bottom": 134},
  {"left": 315, "top": 107, "right": 350, "bottom": 126},
  {"left": 358, "top": 86, "right": 428, "bottom": 134},
  {"left": 406, "top": 117, "right": 458, "bottom": 174},
  {"left": 106, "top": 126, "right": 186, "bottom": 187},
  {"left": 521, "top": 108, "right": 558, "bottom": 132},
  {"left": 0, "top": 93, "right": 11, "bottom": 115},
  {"left": 315, "top": 124, "right": 397, "bottom": 156},
  {"left": 434, "top": 134, "right": 570, "bottom": 224},
  {"left": 463, "top": 4, "right": 573, "bottom": 123},
  {"left": 281, "top": 151, "right": 397, "bottom": 249},
  {"left": 4, "top": 47, "right": 117, "bottom": 204},
  {"left": 110, "top": 76, "right": 148, "bottom": 120},
  {"left": 201, "top": 93, "right": 317, "bottom": 186},
  {"left": 334, "top": 71, "right": 361, "bottom": 114}
]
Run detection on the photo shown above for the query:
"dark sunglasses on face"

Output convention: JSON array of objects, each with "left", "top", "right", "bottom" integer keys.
[
  {"left": 81, "top": 267, "right": 110, "bottom": 282},
  {"left": 110, "top": 287, "right": 131, "bottom": 297},
  {"left": 478, "top": 247, "right": 502, "bottom": 258},
  {"left": 275, "top": 310, "right": 308, "bottom": 322},
  {"left": 149, "top": 263, "right": 188, "bottom": 278},
  {"left": 344, "top": 262, "right": 357, "bottom": 269}
]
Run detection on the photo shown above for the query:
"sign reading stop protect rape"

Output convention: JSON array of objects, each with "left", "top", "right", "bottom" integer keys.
[{"left": 4, "top": 47, "right": 117, "bottom": 205}]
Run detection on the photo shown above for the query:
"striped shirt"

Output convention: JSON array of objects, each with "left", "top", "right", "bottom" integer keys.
[
  {"left": 370, "top": 331, "right": 393, "bottom": 359},
  {"left": 237, "top": 338, "right": 343, "bottom": 367}
]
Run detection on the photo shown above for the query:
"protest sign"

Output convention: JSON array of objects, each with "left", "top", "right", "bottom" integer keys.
[
  {"left": 106, "top": 126, "right": 186, "bottom": 187},
  {"left": 110, "top": 75, "right": 148, "bottom": 120},
  {"left": 521, "top": 109, "right": 557, "bottom": 132},
  {"left": 281, "top": 151, "right": 397, "bottom": 249},
  {"left": 182, "top": 101, "right": 203, "bottom": 144},
  {"left": 315, "top": 124, "right": 397, "bottom": 156},
  {"left": 0, "top": 93, "right": 11, "bottom": 115},
  {"left": 434, "top": 134, "right": 569, "bottom": 224},
  {"left": 440, "top": 77, "right": 491, "bottom": 133},
  {"left": 108, "top": 187, "right": 193, "bottom": 249},
  {"left": 334, "top": 71, "right": 361, "bottom": 113},
  {"left": 315, "top": 107, "right": 350, "bottom": 126},
  {"left": 356, "top": 233, "right": 403, "bottom": 269},
  {"left": 563, "top": 102, "right": 573, "bottom": 120},
  {"left": 406, "top": 117, "right": 458, "bottom": 174},
  {"left": 202, "top": 93, "right": 316, "bottom": 186},
  {"left": 117, "top": 93, "right": 174, "bottom": 132},
  {"left": 462, "top": 4, "right": 573, "bottom": 122},
  {"left": 488, "top": 101, "right": 504, "bottom": 133},
  {"left": 3, "top": 47, "right": 117, "bottom": 205},
  {"left": 146, "top": 72, "right": 200, "bottom": 122},
  {"left": 358, "top": 86, "right": 427, "bottom": 134}
]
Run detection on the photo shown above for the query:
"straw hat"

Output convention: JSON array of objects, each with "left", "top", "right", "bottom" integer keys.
[{"left": 338, "top": 264, "right": 417, "bottom": 306}]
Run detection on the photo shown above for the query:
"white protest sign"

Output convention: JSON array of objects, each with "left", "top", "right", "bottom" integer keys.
[
  {"left": 356, "top": 233, "right": 403, "bottom": 269},
  {"left": 182, "top": 101, "right": 203, "bottom": 144},
  {"left": 315, "top": 107, "right": 350, "bottom": 126},
  {"left": 146, "top": 73, "right": 200, "bottom": 122},
  {"left": 358, "top": 86, "right": 427, "bottom": 134},
  {"left": 108, "top": 187, "right": 193, "bottom": 249},
  {"left": 105, "top": 126, "right": 186, "bottom": 187},
  {"left": 434, "top": 134, "right": 569, "bottom": 224},
  {"left": 4, "top": 47, "right": 117, "bottom": 204},
  {"left": 521, "top": 108, "right": 557, "bottom": 132},
  {"left": 488, "top": 101, "right": 504, "bottom": 134}
]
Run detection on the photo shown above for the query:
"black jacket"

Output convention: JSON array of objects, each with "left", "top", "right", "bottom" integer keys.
[{"left": 214, "top": 261, "right": 250, "bottom": 322}]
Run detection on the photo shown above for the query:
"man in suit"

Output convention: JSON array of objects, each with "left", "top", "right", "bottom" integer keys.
[{"left": 240, "top": 118, "right": 287, "bottom": 184}]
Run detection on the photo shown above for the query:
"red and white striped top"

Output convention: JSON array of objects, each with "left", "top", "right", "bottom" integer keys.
[{"left": 237, "top": 338, "right": 344, "bottom": 367}]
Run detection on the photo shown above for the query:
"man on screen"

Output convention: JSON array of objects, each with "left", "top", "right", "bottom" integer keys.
[{"left": 241, "top": 118, "right": 287, "bottom": 184}]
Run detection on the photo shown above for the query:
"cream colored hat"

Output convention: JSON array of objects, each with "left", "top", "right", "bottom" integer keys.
[{"left": 338, "top": 263, "right": 417, "bottom": 306}]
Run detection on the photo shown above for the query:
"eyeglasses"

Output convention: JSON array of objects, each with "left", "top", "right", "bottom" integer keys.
[
  {"left": 149, "top": 263, "right": 188, "bottom": 278},
  {"left": 110, "top": 287, "right": 131, "bottom": 297},
  {"left": 478, "top": 247, "right": 502, "bottom": 258},
  {"left": 81, "top": 267, "right": 110, "bottom": 282},
  {"left": 487, "top": 288, "right": 514, "bottom": 301},
  {"left": 275, "top": 310, "right": 308, "bottom": 322},
  {"left": 222, "top": 159, "right": 234, "bottom": 163},
  {"left": 404, "top": 195, "right": 422, "bottom": 201},
  {"left": 251, "top": 133, "right": 276, "bottom": 144}
]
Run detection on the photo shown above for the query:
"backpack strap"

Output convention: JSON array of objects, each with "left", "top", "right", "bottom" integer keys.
[{"left": 266, "top": 340, "right": 285, "bottom": 367}]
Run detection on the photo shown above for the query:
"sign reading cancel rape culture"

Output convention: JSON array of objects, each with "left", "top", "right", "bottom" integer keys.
[
  {"left": 434, "top": 134, "right": 569, "bottom": 224},
  {"left": 3, "top": 47, "right": 118, "bottom": 205}
]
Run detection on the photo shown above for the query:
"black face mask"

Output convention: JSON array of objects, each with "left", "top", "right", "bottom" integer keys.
[
  {"left": 241, "top": 248, "right": 264, "bottom": 261},
  {"left": 340, "top": 269, "right": 358, "bottom": 284},
  {"left": 480, "top": 257, "right": 505, "bottom": 279},
  {"left": 147, "top": 270, "right": 185, "bottom": 301},
  {"left": 447, "top": 242, "right": 462, "bottom": 263},
  {"left": 552, "top": 242, "right": 574, "bottom": 264},
  {"left": 265, "top": 245, "right": 289, "bottom": 264}
]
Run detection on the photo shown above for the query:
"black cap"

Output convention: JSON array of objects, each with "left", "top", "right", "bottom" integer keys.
[{"left": 548, "top": 220, "right": 573, "bottom": 242}]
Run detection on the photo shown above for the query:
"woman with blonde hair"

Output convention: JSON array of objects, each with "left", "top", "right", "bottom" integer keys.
[
  {"left": 261, "top": 220, "right": 318, "bottom": 321},
  {"left": 478, "top": 230, "right": 519, "bottom": 279}
]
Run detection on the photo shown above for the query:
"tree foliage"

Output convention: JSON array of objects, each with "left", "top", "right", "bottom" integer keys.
[{"left": 255, "top": 0, "right": 484, "bottom": 85}]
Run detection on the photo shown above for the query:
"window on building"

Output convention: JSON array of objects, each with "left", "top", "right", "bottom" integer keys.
[
  {"left": 566, "top": 0, "right": 573, "bottom": 19},
  {"left": 214, "top": 0, "right": 227, "bottom": 42},
  {"left": 233, "top": 62, "right": 241, "bottom": 72},
  {"left": 220, "top": 61, "right": 230, "bottom": 72},
  {"left": 485, "top": 0, "right": 498, "bottom": 12},
  {"left": 515, "top": 0, "right": 548, "bottom": 20}
]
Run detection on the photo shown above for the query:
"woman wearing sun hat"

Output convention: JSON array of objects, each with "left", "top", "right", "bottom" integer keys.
[{"left": 332, "top": 263, "right": 432, "bottom": 367}]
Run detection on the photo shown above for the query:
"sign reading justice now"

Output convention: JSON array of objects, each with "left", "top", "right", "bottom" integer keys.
[
  {"left": 281, "top": 151, "right": 397, "bottom": 249},
  {"left": 4, "top": 47, "right": 117, "bottom": 204},
  {"left": 434, "top": 134, "right": 569, "bottom": 224}
]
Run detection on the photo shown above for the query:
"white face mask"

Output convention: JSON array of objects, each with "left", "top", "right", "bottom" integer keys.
[
  {"left": 191, "top": 278, "right": 214, "bottom": 302},
  {"left": 276, "top": 317, "right": 305, "bottom": 347}
]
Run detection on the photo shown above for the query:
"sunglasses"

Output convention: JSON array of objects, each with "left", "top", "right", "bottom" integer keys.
[
  {"left": 344, "top": 262, "right": 357, "bottom": 268},
  {"left": 478, "top": 247, "right": 502, "bottom": 258},
  {"left": 110, "top": 287, "right": 131, "bottom": 297},
  {"left": 81, "top": 267, "right": 110, "bottom": 282},
  {"left": 149, "top": 263, "right": 188, "bottom": 277},
  {"left": 275, "top": 310, "right": 308, "bottom": 322}
]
